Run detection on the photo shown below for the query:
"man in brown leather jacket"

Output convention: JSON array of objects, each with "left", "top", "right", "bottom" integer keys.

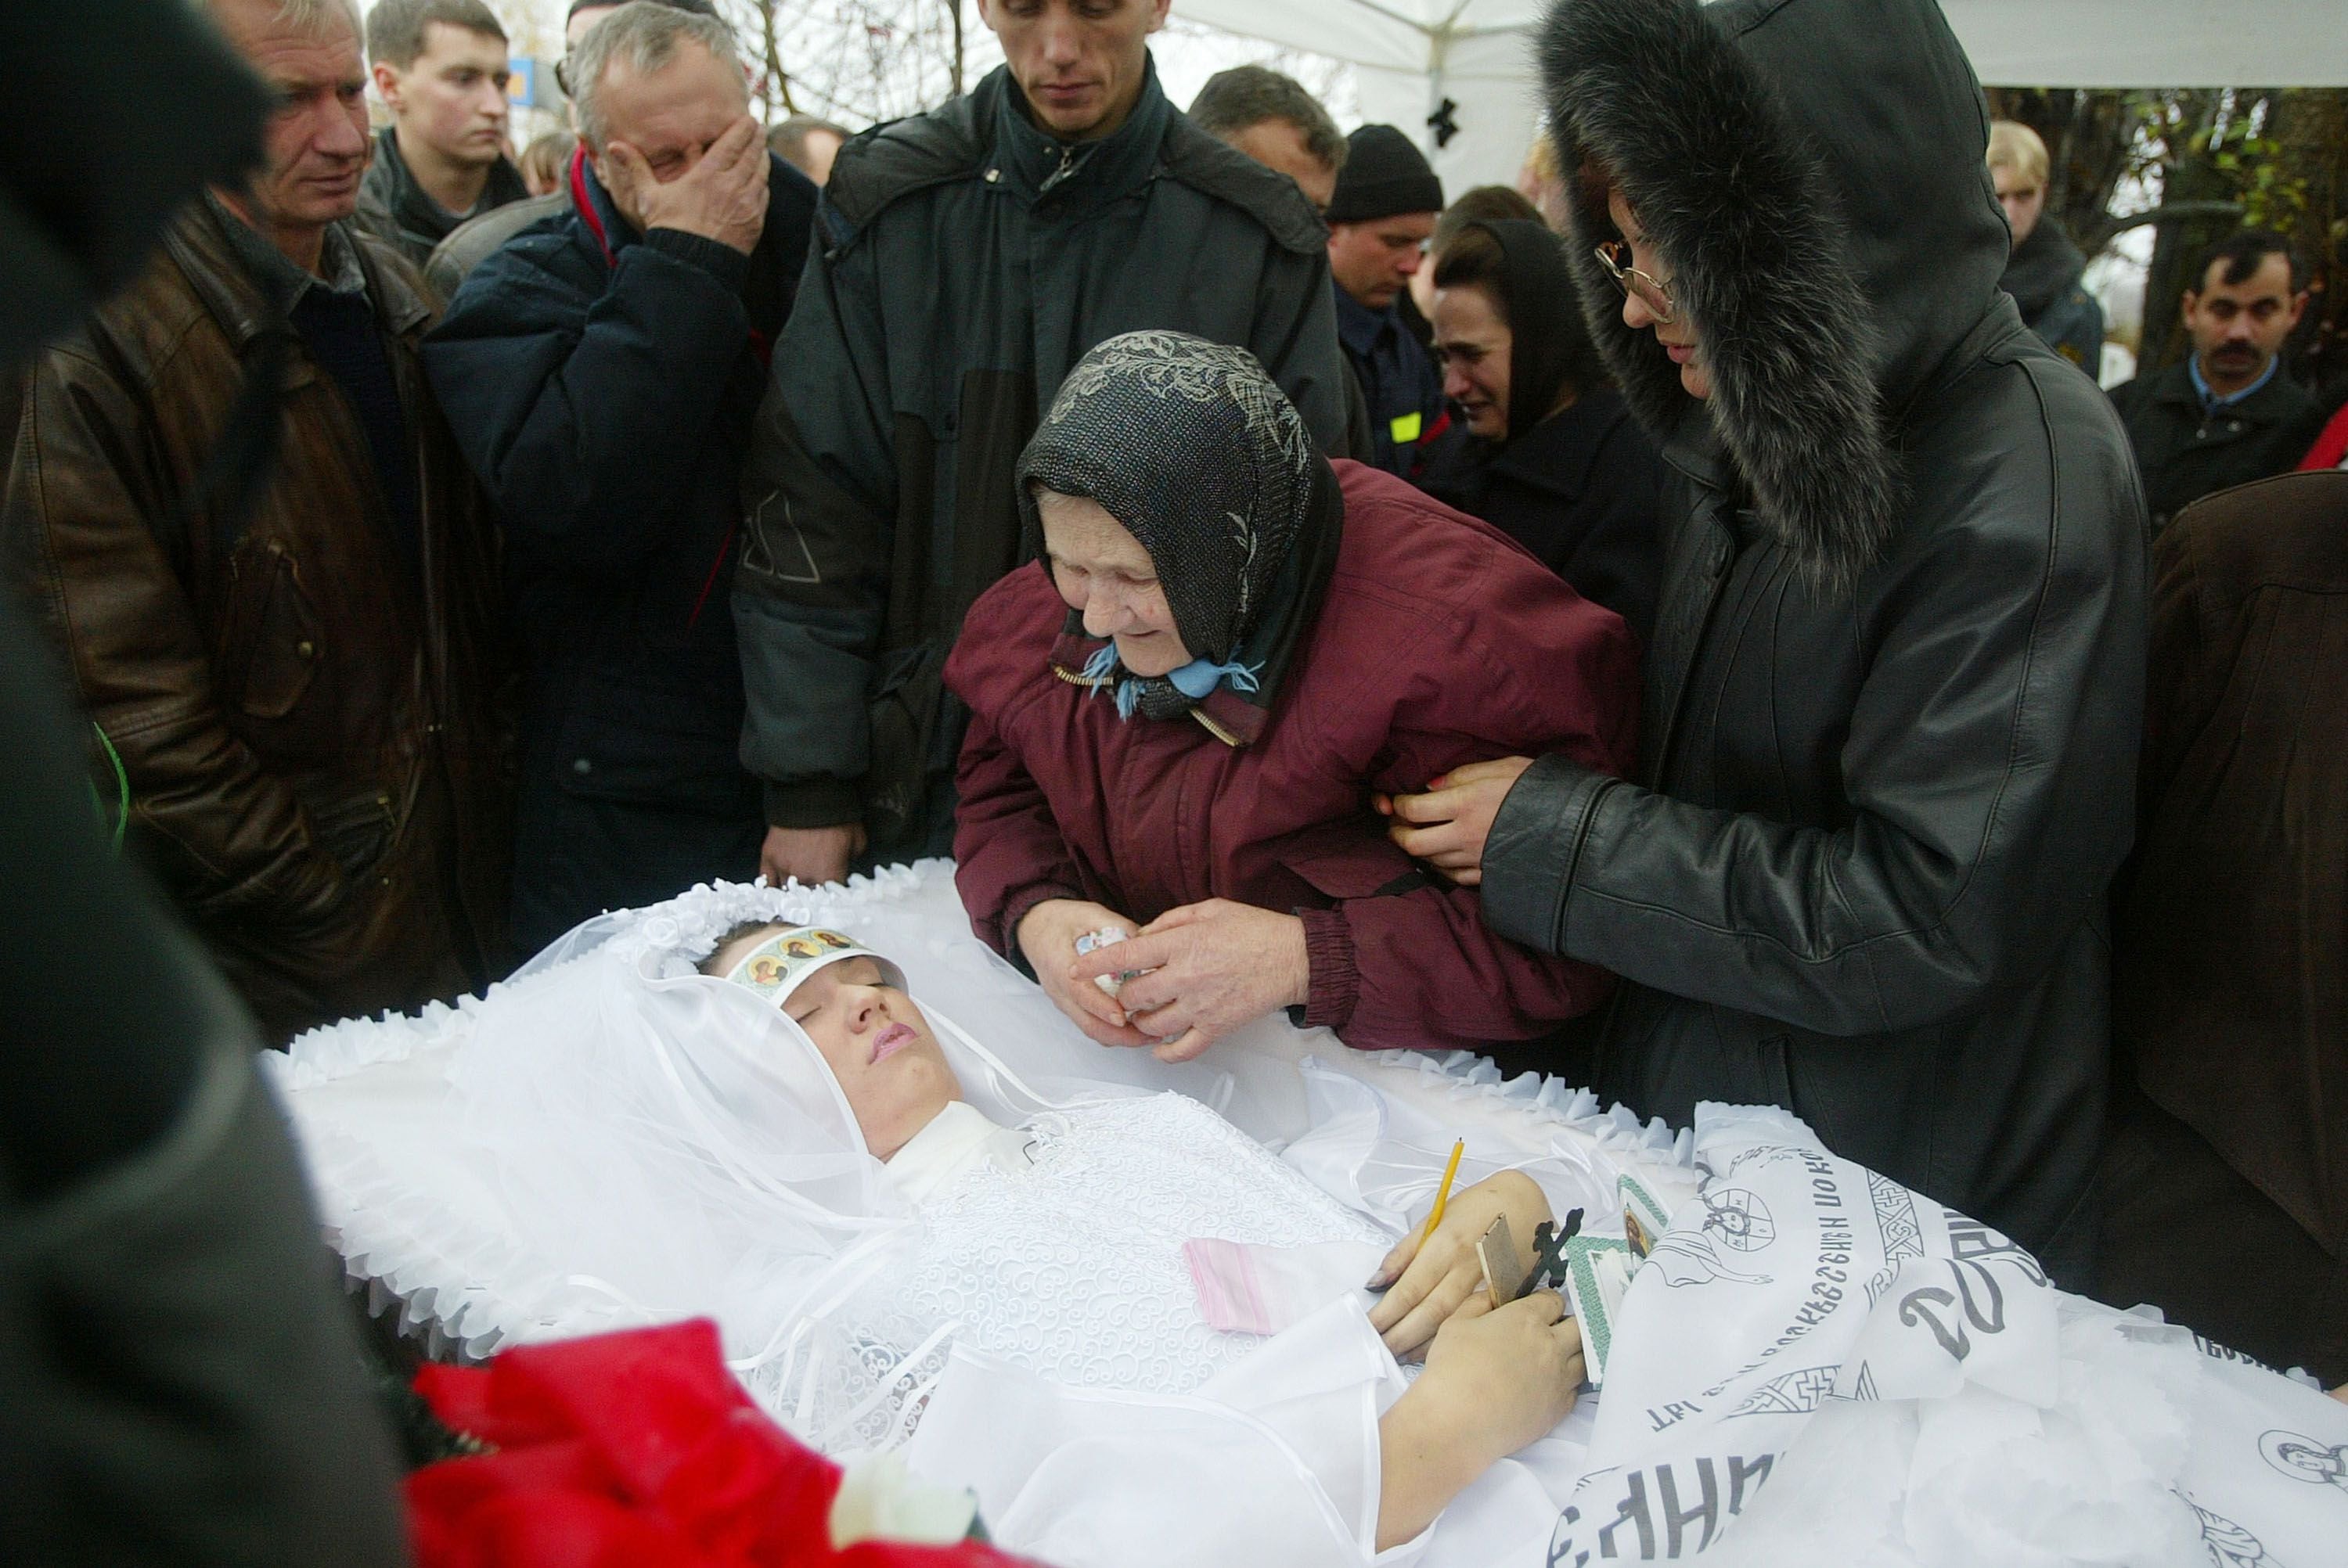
[{"left": 3, "top": 0, "right": 510, "bottom": 1043}]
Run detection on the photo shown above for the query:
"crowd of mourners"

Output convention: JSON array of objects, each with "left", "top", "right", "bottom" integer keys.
[{"left": 6, "top": 0, "right": 2345, "bottom": 1415}]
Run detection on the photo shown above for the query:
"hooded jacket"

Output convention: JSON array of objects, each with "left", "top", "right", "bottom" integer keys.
[
  {"left": 1999, "top": 220, "right": 2105, "bottom": 374},
  {"left": 1482, "top": 0, "right": 2146, "bottom": 1280},
  {"left": 731, "top": 61, "right": 1349, "bottom": 860}
]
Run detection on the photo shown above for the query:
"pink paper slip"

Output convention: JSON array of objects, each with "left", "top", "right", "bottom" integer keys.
[{"left": 1183, "top": 1236, "right": 1388, "bottom": 1336}]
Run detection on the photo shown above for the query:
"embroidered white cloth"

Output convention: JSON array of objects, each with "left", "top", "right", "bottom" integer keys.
[{"left": 1552, "top": 1102, "right": 2348, "bottom": 1568}]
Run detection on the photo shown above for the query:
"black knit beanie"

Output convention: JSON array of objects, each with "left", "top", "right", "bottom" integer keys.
[{"left": 1324, "top": 124, "right": 1442, "bottom": 223}]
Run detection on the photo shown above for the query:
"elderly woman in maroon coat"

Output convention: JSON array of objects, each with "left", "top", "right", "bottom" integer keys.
[{"left": 945, "top": 331, "right": 1637, "bottom": 1062}]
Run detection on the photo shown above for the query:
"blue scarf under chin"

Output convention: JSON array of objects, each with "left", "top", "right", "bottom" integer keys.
[{"left": 1079, "top": 642, "right": 1263, "bottom": 721}]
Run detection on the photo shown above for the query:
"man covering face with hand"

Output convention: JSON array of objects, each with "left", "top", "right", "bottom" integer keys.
[{"left": 423, "top": 2, "right": 817, "bottom": 954}]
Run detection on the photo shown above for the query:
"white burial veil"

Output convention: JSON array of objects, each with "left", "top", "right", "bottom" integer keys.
[{"left": 443, "top": 879, "right": 1158, "bottom": 1451}]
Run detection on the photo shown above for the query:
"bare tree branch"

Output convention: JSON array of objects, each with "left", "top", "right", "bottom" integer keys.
[
  {"left": 2101, "top": 200, "right": 2247, "bottom": 234},
  {"left": 944, "top": 0, "right": 963, "bottom": 99},
  {"left": 722, "top": 0, "right": 967, "bottom": 129},
  {"left": 758, "top": 1, "right": 798, "bottom": 116}
]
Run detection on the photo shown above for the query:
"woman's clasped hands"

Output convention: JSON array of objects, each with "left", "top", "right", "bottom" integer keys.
[{"left": 1019, "top": 896, "right": 1310, "bottom": 1063}]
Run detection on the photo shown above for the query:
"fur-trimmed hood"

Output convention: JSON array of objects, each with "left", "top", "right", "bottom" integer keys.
[{"left": 1540, "top": 0, "right": 2011, "bottom": 590}]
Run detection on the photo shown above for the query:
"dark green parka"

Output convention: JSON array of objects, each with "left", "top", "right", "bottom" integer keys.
[{"left": 733, "top": 61, "right": 1349, "bottom": 858}]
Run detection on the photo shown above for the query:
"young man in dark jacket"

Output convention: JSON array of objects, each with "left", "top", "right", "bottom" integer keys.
[
  {"left": 2110, "top": 229, "right": 2325, "bottom": 532},
  {"left": 1388, "top": 0, "right": 2146, "bottom": 1286},
  {"left": 424, "top": 2, "right": 816, "bottom": 954},
  {"left": 357, "top": 0, "right": 530, "bottom": 267},
  {"left": 733, "top": 0, "right": 1351, "bottom": 886}
]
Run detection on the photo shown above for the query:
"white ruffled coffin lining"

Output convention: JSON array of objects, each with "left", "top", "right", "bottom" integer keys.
[{"left": 266, "top": 864, "right": 2348, "bottom": 1568}]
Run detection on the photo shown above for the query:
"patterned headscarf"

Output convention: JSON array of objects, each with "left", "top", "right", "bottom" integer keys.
[{"left": 1017, "top": 331, "right": 1343, "bottom": 725}]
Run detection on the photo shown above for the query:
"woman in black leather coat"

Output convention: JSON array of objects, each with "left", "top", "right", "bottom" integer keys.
[{"left": 1388, "top": 0, "right": 2147, "bottom": 1289}]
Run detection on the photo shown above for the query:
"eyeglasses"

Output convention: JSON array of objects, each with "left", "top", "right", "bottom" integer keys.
[{"left": 1594, "top": 239, "right": 1676, "bottom": 325}]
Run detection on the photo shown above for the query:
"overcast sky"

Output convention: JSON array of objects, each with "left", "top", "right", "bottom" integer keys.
[{"left": 495, "top": 0, "right": 1357, "bottom": 131}]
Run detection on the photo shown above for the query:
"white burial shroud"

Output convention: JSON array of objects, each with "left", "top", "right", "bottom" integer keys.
[{"left": 268, "top": 867, "right": 2348, "bottom": 1568}]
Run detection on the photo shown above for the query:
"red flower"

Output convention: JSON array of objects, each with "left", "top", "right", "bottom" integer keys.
[{"left": 407, "top": 1319, "right": 1042, "bottom": 1568}]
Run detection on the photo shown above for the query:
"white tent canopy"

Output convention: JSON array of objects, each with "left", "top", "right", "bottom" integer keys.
[{"left": 1174, "top": 0, "right": 2348, "bottom": 193}]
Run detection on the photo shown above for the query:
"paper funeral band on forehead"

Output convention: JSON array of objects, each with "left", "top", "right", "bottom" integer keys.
[{"left": 722, "top": 926, "right": 906, "bottom": 1006}]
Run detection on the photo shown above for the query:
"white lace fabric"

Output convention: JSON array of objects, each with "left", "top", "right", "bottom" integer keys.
[{"left": 903, "top": 1095, "right": 1388, "bottom": 1397}]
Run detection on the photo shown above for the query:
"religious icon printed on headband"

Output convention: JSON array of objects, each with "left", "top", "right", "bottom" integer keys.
[{"left": 718, "top": 926, "right": 906, "bottom": 1007}]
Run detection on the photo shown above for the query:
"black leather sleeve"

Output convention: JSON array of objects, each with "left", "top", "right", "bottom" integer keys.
[{"left": 1478, "top": 753, "right": 1622, "bottom": 955}]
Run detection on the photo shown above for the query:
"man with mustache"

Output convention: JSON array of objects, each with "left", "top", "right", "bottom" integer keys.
[
  {"left": 2112, "top": 229, "right": 2325, "bottom": 532},
  {"left": 2, "top": 0, "right": 511, "bottom": 1041}
]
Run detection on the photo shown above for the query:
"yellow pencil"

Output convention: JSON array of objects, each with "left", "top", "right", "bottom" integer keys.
[{"left": 1419, "top": 1138, "right": 1467, "bottom": 1245}]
